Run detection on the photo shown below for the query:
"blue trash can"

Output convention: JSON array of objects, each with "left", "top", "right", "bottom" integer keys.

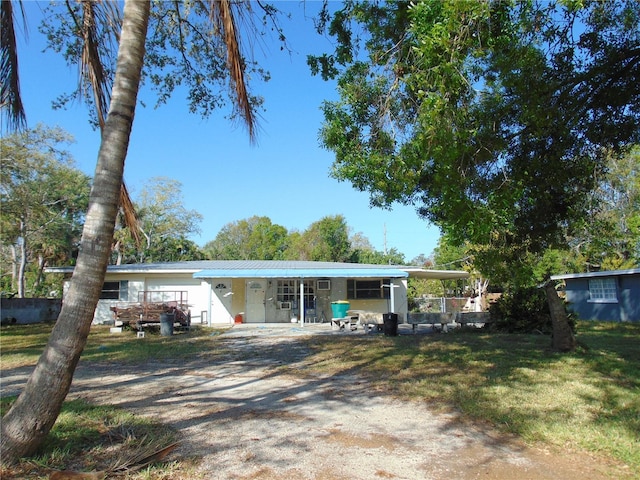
[{"left": 331, "top": 301, "right": 350, "bottom": 318}]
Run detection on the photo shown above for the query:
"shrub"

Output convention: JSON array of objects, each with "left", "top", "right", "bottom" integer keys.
[{"left": 488, "top": 286, "right": 552, "bottom": 333}]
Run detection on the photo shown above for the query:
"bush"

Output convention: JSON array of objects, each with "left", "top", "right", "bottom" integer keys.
[{"left": 488, "top": 287, "right": 552, "bottom": 333}]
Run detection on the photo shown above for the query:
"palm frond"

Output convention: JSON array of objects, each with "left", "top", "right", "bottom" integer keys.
[
  {"left": 119, "top": 181, "right": 143, "bottom": 248},
  {"left": 65, "top": 0, "right": 121, "bottom": 129},
  {"left": 66, "top": 1, "right": 139, "bottom": 245},
  {"left": 1, "top": 0, "right": 27, "bottom": 131},
  {"left": 79, "top": 0, "right": 110, "bottom": 128},
  {"left": 209, "top": 0, "right": 257, "bottom": 142},
  {"left": 110, "top": 437, "right": 179, "bottom": 473}
]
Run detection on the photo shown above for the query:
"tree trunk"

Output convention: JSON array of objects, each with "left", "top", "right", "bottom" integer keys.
[
  {"left": 9, "top": 244, "right": 18, "bottom": 294},
  {"left": 35, "top": 254, "right": 45, "bottom": 293},
  {"left": 0, "top": 0, "right": 150, "bottom": 463},
  {"left": 544, "top": 281, "right": 577, "bottom": 352},
  {"left": 17, "top": 219, "right": 27, "bottom": 298}
]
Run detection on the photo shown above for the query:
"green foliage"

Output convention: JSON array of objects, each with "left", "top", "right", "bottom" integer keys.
[
  {"left": 349, "top": 246, "right": 405, "bottom": 265},
  {"left": 0, "top": 125, "right": 91, "bottom": 296},
  {"left": 312, "top": 0, "right": 640, "bottom": 283},
  {"left": 572, "top": 146, "right": 640, "bottom": 269},
  {"left": 488, "top": 286, "right": 560, "bottom": 334},
  {"left": 113, "top": 177, "right": 204, "bottom": 264},
  {"left": 39, "top": 1, "right": 284, "bottom": 129},
  {"left": 203, "top": 216, "right": 288, "bottom": 260},
  {"left": 289, "top": 214, "right": 352, "bottom": 262},
  {"left": 203, "top": 214, "right": 410, "bottom": 264}
]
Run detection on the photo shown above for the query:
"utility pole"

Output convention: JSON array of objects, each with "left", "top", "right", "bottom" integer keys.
[{"left": 383, "top": 223, "right": 388, "bottom": 256}]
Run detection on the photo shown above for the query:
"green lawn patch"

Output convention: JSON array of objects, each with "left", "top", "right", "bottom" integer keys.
[
  {"left": 0, "top": 323, "right": 228, "bottom": 368},
  {"left": 0, "top": 397, "right": 189, "bottom": 479},
  {"left": 302, "top": 321, "right": 640, "bottom": 470},
  {"left": 2, "top": 320, "right": 638, "bottom": 475}
]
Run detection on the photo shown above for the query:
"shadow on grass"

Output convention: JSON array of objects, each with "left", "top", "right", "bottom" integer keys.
[
  {"left": 2, "top": 321, "right": 638, "bottom": 474},
  {"left": 301, "top": 322, "right": 640, "bottom": 468},
  {"left": 0, "top": 397, "right": 176, "bottom": 477}
]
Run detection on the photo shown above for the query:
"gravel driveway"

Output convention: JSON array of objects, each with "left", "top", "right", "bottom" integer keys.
[{"left": 1, "top": 324, "right": 629, "bottom": 479}]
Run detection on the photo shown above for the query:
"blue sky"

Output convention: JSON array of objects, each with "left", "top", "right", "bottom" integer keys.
[{"left": 15, "top": 1, "right": 441, "bottom": 262}]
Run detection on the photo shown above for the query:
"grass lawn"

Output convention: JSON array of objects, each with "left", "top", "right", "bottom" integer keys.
[
  {"left": 301, "top": 321, "right": 640, "bottom": 471},
  {"left": 1, "top": 321, "right": 638, "bottom": 477}
]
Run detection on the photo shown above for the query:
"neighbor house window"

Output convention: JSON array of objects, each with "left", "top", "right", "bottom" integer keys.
[
  {"left": 588, "top": 278, "right": 617, "bottom": 302},
  {"left": 100, "top": 281, "right": 128, "bottom": 301},
  {"left": 347, "top": 279, "right": 390, "bottom": 300}
]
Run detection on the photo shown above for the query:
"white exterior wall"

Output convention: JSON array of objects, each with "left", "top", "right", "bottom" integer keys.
[
  {"left": 144, "top": 275, "right": 208, "bottom": 324},
  {"left": 394, "top": 278, "right": 408, "bottom": 322},
  {"left": 82, "top": 273, "right": 210, "bottom": 325},
  {"left": 81, "top": 272, "right": 409, "bottom": 325}
]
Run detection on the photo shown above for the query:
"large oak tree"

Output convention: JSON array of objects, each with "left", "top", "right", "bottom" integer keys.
[{"left": 311, "top": 0, "right": 640, "bottom": 350}]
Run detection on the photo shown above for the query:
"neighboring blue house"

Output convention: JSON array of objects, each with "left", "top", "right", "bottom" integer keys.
[{"left": 551, "top": 268, "right": 640, "bottom": 322}]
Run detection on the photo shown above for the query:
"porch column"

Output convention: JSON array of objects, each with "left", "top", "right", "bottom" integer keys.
[
  {"left": 385, "top": 280, "right": 399, "bottom": 312},
  {"left": 390, "top": 280, "right": 395, "bottom": 312},
  {"left": 299, "top": 279, "right": 305, "bottom": 327}
]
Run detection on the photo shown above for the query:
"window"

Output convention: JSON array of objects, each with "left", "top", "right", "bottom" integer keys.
[
  {"left": 347, "top": 279, "right": 390, "bottom": 299},
  {"left": 100, "top": 280, "right": 128, "bottom": 301},
  {"left": 588, "top": 278, "right": 617, "bottom": 302},
  {"left": 276, "top": 280, "right": 297, "bottom": 304},
  {"left": 276, "top": 280, "right": 316, "bottom": 309}
]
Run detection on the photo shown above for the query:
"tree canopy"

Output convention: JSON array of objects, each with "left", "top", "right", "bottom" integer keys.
[
  {"left": 311, "top": 0, "right": 640, "bottom": 277},
  {"left": 112, "top": 177, "right": 204, "bottom": 263},
  {"left": 203, "top": 215, "right": 289, "bottom": 260},
  {"left": 0, "top": 125, "right": 90, "bottom": 297},
  {"left": 204, "top": 214, "right": 406, "bottom": 264}
]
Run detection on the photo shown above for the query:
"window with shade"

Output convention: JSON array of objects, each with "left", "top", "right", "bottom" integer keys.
[{"left": 588, "top": 278, "right": 617, "bottom": 302}]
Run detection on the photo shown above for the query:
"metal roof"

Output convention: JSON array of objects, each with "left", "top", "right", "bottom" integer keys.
[
  {"left": 402, "top": 268, "right": 470, "bottom": 280},
  {"left": 193, "top": 267, "right": 408, "bottom": 279},
  {"left": 46, "top": 260, "right": 469, "bottom": 280},
  {"left": 551, "top": 268, "right": 640, "bottom": 280}
]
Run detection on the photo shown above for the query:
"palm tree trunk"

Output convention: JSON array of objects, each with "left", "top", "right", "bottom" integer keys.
[{"left": 0, "top": 0, "right": 150, "bottom": 463}]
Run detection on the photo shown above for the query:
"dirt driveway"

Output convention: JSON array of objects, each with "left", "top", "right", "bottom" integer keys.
[{"left": 1, "top": 324, "right": 631, "bottom": 479}]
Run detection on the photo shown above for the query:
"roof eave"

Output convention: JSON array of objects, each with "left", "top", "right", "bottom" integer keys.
[
  {"left": 551, "top": 268, "right": 640, "bottom": 280},
  {"left": 403, "top": 268, "right": 470, "bottom": 280}
]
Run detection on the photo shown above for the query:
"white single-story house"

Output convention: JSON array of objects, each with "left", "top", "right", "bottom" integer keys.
[
  {"left": 47, "top": 260, "right": 469, "bottom": 326},
  {"left": 551, "top": 268, "right": 640, "bottom": 322}
]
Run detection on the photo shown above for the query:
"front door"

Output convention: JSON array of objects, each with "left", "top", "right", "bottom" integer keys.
[
  {"left": 245, "top": 280, "right": 266, "bottom": 323},
  {"left": 211, "top": 280, "right": 233, "bottom": 324}
]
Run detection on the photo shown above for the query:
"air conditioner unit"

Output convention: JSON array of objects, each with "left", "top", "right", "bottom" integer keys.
[
  {"left": 317, "top": 279, "right": 331, "bottom": 290},
  {"left": 279, "top": 302, "right": 292, "bottom": 310}
]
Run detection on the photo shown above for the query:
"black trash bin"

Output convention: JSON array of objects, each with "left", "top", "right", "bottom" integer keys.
[
  {"left": 383, "top": 313, "right": 398, "bottom": 336},
  {"left": 160, "top": 312, "right": 174, "bottom": 336}
]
